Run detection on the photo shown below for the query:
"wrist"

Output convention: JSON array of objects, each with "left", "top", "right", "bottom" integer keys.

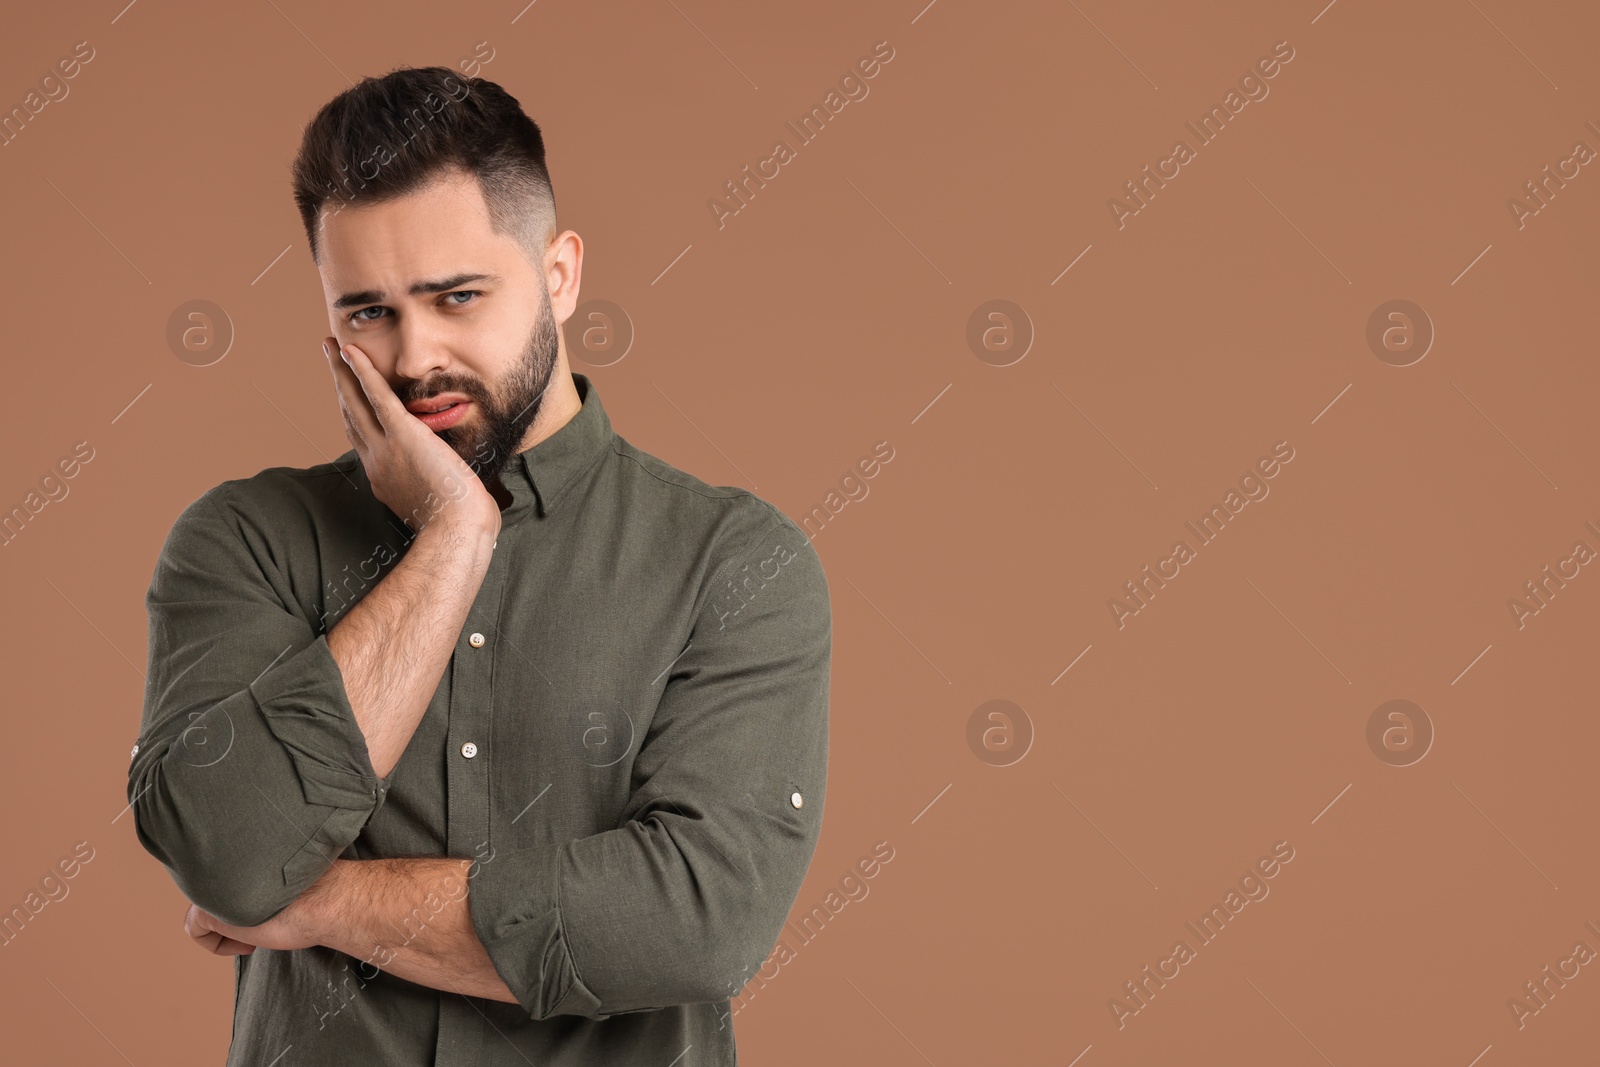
[
  {"left": 422, "top": 514, "right": 499, "bottom": 552},
  {"left": 298, "top": 859, "right": 352, "bottom": 947}
]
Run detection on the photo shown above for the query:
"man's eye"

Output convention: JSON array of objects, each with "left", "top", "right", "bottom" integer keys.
[{"left": 348, "top": 292, "right": 478, "bottom": 325}]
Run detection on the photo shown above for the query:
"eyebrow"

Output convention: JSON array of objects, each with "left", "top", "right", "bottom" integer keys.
[{"left": 331, "top": 272, "right": 503, "bottom": 311}]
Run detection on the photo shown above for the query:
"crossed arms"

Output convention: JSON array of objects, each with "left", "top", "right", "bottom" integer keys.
[
  {"left": 184, "top": 854, "right": 514, "bottom": 1003},
  {"left": 163, "top": 497, "right": 516, "bottom": 1003},
  {"left": 128, "top": 477, "right": 831, "bottom": 1020}
]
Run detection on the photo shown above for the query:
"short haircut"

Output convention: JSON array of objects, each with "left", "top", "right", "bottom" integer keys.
[{"left": 290, "top": 65, "right": 556, "bottom": 267}]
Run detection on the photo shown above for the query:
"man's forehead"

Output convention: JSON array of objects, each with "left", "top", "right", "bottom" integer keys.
[
  {"left": 315, "top": 175, "right": 536, "bottom": 302},
  {"left": 319, "top": 174, "right": 493, "bottom": 249}
]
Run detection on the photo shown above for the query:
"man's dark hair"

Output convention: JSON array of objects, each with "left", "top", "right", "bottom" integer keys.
[{"left": 290, "top": 65, "right": 556, "bottom": 266}]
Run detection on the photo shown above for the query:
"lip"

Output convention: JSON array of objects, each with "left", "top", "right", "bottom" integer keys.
[
  {"left": 405, "top": 392, "right": 472, "bottom": 414},
  {"left": 411, "top": 399, "right": 471, "bottom": 431}
]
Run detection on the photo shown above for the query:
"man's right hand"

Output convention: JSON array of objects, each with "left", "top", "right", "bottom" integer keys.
[{"left": 323, "top": 338, "right": 501, "bottom": 538}]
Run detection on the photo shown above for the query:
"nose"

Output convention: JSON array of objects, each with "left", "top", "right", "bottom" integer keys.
[{"left": 390, "top": 315, "right": 453, "bottom": 387}]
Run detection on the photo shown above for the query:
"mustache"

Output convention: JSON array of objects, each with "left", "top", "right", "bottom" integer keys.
[{"left": 398, "top": 378, "right": 490, "bottom": 406}]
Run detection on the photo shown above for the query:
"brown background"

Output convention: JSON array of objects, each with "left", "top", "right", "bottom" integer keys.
[{"left": 2, "top": 0, "right": 1597, "bottom": 1063}]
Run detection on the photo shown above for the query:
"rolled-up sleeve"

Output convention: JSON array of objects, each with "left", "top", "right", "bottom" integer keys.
[
  {"left": 129, "top": 485, "right": 387, "bottom": 928},
  {"left": 468, "top": 512, "right": 831, "bottom": 1021}
]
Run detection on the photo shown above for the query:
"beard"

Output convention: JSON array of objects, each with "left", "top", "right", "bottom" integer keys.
[{"left": 398, "top": 281, "right": 561, "bottom": 491}]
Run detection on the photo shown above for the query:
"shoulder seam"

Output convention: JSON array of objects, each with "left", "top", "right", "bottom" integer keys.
[
  {"left": 687, "top": 513, "right": 810, "bottom": 633},
  {"left": 610, "top": 442, "right": 765, "bottom": 506}
]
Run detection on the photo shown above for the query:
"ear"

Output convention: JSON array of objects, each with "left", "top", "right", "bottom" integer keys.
[{"left": 545, "top": 230, "right": 584, "bottom": 323}]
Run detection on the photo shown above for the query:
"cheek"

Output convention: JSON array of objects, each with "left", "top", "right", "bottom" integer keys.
[
  {"left": 327, "top": 317, "right": 360, "bottom": 351},
  {"left": 479, "top": 317, "right": 537, "bottom": 368}
]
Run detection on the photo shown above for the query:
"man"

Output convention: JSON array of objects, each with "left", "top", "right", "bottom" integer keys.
[{"left": 128, "top": 65, "right": 831, "bottom": 1066}]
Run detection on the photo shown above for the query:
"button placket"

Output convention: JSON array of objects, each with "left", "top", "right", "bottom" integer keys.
[
  {"left": 437, "top": 515, "right": 509, "bottom": 1060},
  {"left": 445, "top": 552, "right": 504, "bottom": 860}
]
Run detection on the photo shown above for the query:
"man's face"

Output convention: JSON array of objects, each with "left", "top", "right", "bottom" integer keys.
[{"left": 317, "top": 167, "right": 561, "bottom": 486}]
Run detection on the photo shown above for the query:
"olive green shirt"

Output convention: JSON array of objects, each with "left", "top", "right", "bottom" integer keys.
[{"left": 129, "top": 371, "right": 831, "bottom": 1066}]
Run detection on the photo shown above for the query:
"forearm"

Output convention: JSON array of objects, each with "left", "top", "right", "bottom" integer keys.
[
  {"left": 309, "top": 857, "right": 515, "bottom": 1003},
  {"left": 327, "top": 520, "right": 495, "bottom": 777}
]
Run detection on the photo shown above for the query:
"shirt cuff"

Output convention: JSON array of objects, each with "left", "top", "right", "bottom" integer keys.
[
  {"left": 247, "top": 633, "right": 385, "bottom": 810},
  {"left": 467, "top": 843, "right": 605, "bottom": 1020}
]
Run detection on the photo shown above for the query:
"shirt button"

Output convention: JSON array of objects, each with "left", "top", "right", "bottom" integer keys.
[
  {"left": 461, "top": 742, "right": 479, "bottom": 759},
  {"left": 130, "top": 742, "right": 140, "bottom": 758},
  {"left": 790, "top": 791, "right": 803, "bottom": 809},
  {"left": 469, "top": 632, "right": 485, "bottom": 648}
]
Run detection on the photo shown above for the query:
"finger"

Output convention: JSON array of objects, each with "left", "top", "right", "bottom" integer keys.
[
  {"left": 187, "top": 903, "right": 236, "bottom": 937},
  {"left": 193, "top": 929, "right": 254, "bottom": 956},
  {"left": 326, "top": 339, "right": 379, "bottom": 447},
  {"left": 325, "top": 339, "right": 382, "bottom": 447},
  {"left": 339, "top": 342, "right": 408, "bottom": 435}
]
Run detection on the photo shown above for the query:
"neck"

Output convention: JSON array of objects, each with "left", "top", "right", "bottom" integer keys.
[{"left": 515, "top": 355, "right": 582, "bottom": 456}]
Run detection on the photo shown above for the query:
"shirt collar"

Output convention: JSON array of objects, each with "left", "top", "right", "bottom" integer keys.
[{"left": 500, "top": 371, "right": 612, "bottom": 520}]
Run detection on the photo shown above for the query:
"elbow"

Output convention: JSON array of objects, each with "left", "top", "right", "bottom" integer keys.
[
  {"left": 187, "top": 875, "right": 298, "bottom": 929},
  {"left": 680, "top": 902, "right": 787, "bottom": 1005},
  {"left": 186, "top": 878, "right": 296, "bottom": 930},
  {"left": 534, "top": 909, "right": 780, "bottom": 1017},
  {"left": 684, "top": 937, "right": 772, "bottom": 1006},
  {"left": 128, "top": 774, "right": 303, "bottom": 929},
  {"left": 664, "top": 860, "right": 799, "bottom": 1004},
  {"left": 133, "top": 809, "right": 299, "bottom": 927}
]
